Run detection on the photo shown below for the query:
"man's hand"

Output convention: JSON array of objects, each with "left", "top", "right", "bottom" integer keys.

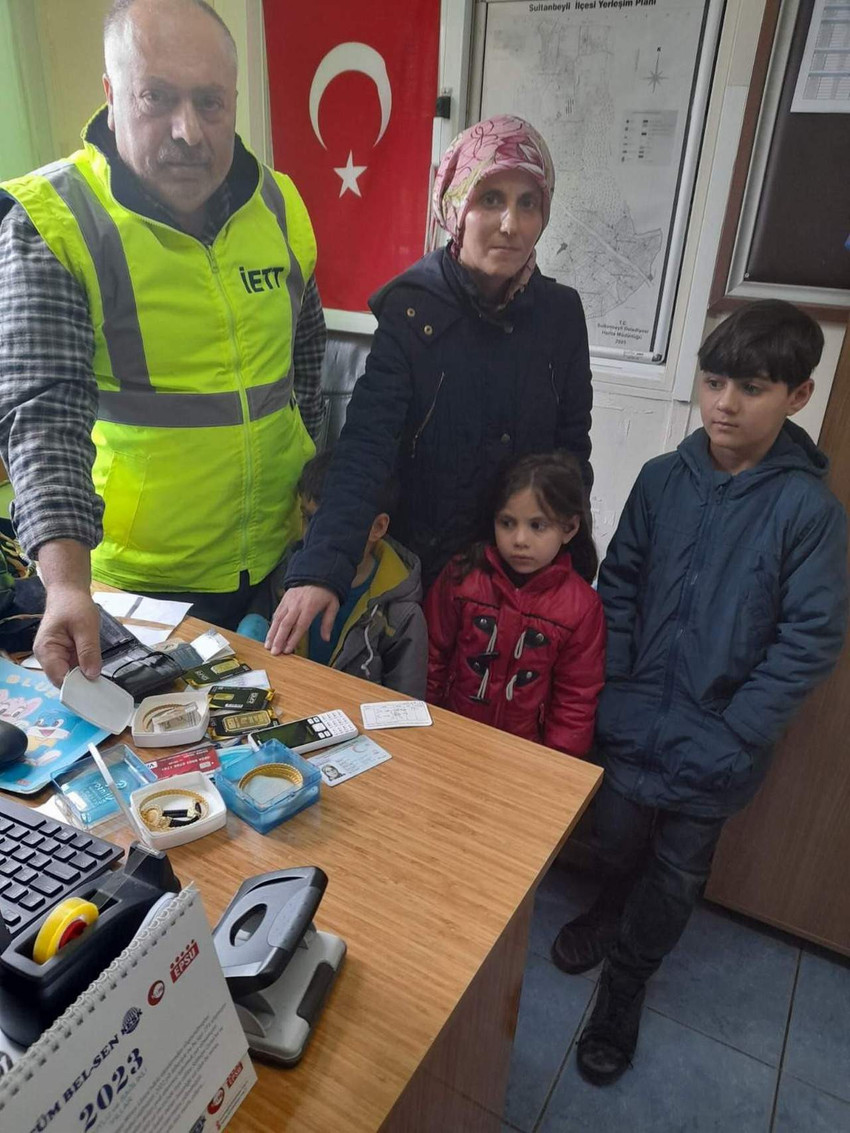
[
  {"left": 33, "top": 539, "right": 100, "bottom": 686},
  {"left": 266, "top": 585, "right": 340, "bottom": 656},
  {"left": 35, "top": 586, "right": 102, "bottom": 686}
]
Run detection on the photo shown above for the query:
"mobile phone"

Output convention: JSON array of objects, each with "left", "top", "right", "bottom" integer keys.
[{"left": 248, "top": 710, "right": 358, "bottom": 755}]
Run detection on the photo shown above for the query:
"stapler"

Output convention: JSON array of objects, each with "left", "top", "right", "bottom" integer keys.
[{"left": 213, "top": 867, "right": 345, "bottom": 1066}]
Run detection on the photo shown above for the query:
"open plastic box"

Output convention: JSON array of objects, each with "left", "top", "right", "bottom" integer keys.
[
  {"left": 130, "top": 771, "right": 226, "bottom": 849},
  {"left": 52, "top": 742, "right": 156, "bottom": 829},
  {"left": 215, "top": 740, "right": 321, "bottom": 834},
  {"left": 60, "top": 669, "right": 209, "bottom": 747}
]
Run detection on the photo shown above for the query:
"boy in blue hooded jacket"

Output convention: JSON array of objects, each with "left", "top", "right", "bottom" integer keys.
[{"left": 553, "top": 300, "right": 847, "bottom": 1085}]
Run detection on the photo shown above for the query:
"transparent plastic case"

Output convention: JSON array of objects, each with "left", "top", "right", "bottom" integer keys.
[
  {"left": 52, "top": 743, "right": 156, "bottom": 829},
  {"left": 215, "top": 740, "right": 321, "bottom": 834}
]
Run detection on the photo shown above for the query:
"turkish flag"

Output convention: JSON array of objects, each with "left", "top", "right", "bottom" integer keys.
[{"left": 263, "top": 0, "right": 440, "bottom": 313}]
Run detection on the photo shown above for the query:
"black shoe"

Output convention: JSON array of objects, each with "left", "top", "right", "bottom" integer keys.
[
  {"left": 576, "top": 971, "right": 646, "bottom": 1086},
  {"left": 552, "top": 912, "right": 618, "bottom": 974}
]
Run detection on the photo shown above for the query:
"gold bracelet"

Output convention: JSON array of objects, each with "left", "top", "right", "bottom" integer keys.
[
  {"left": 140, "top": 702, "right": 201, "bottom": 732},
  {"left": 238, "top": 762, "right": 303, "bottom": 795},
  {"left": 139, "top": 788, "right": 208, "bottom": 832}
]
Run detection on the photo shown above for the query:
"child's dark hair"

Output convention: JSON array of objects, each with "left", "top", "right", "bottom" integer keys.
[
  {"left": 698, "top": 300, "right": 823, "bottom": 390},
  {"left": 457, "top": 451, "right": 598, "bottom": 582},
  {"left": 298, "top": 449, "right": 400, "bottom": 517}
]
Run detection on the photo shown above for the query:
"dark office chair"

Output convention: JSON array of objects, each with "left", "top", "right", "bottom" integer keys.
[{"left": 317, "top": 332, "right": 372, "bottom": 450}]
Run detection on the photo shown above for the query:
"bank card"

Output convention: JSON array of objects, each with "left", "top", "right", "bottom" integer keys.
[{"left": 146, "top": 744, "right": 222, "bottom": 780}]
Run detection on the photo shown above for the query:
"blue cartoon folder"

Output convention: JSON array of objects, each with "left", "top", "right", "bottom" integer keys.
[{"left": 0, "top": 659, "right": 108, "bottom": 795}]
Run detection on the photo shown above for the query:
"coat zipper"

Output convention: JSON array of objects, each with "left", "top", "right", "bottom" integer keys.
[
  {"left": 640, "top": 482, "right": 727, "bottom": 777},
  {"left": 549, "top": 362, "right": 560, "bottom": 407},
  {"left": 206, "top": 246, "right": 253, "bottom": 571},
  {"left": 410, "top": 371, "right": 446, "bottom": 459}
]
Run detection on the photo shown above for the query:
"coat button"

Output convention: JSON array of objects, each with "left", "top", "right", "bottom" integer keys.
[
  {"left": 423, "top": 324, "right": 433, "bottom": 335},
  {"left": 501, "top": 432, "right": 511, "bottom": 444},
  {"left": 406, "top": 307, "right": 415, "bottom": 317}
]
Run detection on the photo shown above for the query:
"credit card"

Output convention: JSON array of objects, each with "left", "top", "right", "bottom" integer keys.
[{"left": 145, "top": 744, "right": 222, "bottom": 780}]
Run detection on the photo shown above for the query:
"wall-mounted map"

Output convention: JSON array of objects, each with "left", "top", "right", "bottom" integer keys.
[{"left": 479, "top": 0, "right": 717, "bottom": 361}]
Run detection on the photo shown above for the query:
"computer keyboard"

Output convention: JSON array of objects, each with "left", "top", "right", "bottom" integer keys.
[{"left": 0, "top": 795, "right": 123, "bottom": 941}]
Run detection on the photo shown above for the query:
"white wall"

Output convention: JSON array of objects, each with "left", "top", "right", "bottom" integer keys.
[{"left": 33, "top": 0, "right": 110, "bottom": 157}]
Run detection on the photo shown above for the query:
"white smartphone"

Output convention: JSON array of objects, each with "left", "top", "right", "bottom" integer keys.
[{"left": 248, "top": 709, "right": 358, "bottom": 755}]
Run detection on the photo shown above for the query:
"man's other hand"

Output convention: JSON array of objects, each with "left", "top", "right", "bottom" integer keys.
[
  {"left": 35, "top": 586, "right": 102, "bottom": 687},
  {"left": 266, "top": 585, "right": 340, "bottom": 656}
]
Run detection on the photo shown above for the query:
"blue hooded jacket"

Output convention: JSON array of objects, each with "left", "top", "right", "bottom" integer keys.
[{"left": 597, "top": 420, "right": 847, "bottom": 817}]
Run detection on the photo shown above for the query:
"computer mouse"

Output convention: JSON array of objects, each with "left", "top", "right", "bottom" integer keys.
[{"left": 0, "top": 720, "right": 28, "bottom": 766}]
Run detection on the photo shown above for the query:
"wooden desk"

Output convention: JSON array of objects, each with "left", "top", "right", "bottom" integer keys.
[{"left": 99, "top": 619, "right": 601, "bottom": 1130}]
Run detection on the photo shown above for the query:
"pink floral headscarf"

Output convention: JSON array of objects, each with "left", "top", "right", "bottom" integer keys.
[{"left": 432, "top": 116, "right": 555, "bottom": 291}]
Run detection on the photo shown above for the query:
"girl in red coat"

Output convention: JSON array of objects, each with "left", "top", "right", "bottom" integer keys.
[{"left": 426, "top": 452, "right": 605, "bottom": 756}]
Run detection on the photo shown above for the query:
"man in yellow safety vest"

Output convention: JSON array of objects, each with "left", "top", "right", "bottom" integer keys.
[{"left": 0, "top": 0, "right": 327, "bottom": 685}]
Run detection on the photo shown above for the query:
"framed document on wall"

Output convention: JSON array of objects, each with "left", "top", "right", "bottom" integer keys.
[
  {"left": 467, "top": 0, "right": 725, "bottom": 365},
  {"left": 711, "top": 0, "right": 850, "bottom": 317}
]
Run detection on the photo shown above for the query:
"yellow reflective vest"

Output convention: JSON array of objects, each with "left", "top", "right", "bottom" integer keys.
[{"left": 1, "top": 117, "right": 317, "bottom": 593}]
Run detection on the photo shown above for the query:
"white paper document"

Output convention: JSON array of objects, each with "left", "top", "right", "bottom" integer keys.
[
  {"left": 131, "top": 597, "right": 193, "bottom": 627},
  {"left": 191, "top": 628, "right": 236, "bottom": 663},
  {"left": 128, "top": 624, "right": 174, "bottom": 647},
  {"left": 308, "top": 734, "right": 392, "bottom": 785},
  {"left": 791, "top": 0, "right": 850, "bottom": 113},
  {"left": 94, "top": 591, "right": 140, "bottom": 618},
  {"left": 360, "top": 700, "right": 433, "bottom": 730}
]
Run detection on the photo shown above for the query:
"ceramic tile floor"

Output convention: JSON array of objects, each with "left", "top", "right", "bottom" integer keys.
[{"left": 504, "top": 864, "right": 850, "bottom": 1133}]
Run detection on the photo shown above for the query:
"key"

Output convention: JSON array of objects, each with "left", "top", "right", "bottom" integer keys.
[
  {"left": 31, "top": 875, "right": 63, "bottom": 898},
  {"left": 70, "top": 852, "right": 96, "bottom": 872},
  {"left": 18, "top": 891, "right": 45, "bottom": 912},
  {"left": 43, "top": 860, "right": 80, "bottom": 885},
  {"left": 0, "top": 902, "right": 21, "bottom": 927}
]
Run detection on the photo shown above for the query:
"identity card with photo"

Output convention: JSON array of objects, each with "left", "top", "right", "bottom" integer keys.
[{"left": 308, "top": 735, "right": 392, "bottom": 786}]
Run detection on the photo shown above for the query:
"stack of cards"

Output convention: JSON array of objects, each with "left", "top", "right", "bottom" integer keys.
[{"left": 160, "top": 629, "right": 235, "bottom": 675}]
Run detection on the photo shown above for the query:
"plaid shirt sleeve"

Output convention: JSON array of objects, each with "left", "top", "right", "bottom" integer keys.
[
  {"left": 0, "top": 203, "right": 104, "bottom": 558},
  {"left": 291, "top": 274, "right": 327, "bottom": 442}
]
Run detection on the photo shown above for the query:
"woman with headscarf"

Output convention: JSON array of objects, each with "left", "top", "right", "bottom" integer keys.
[{"left": 268, "top": 115, "right": 593, "bottom": 654}]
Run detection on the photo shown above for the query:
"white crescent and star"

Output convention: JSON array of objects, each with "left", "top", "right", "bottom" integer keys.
[
  {"left": 333, "top": 152, "right": 368, "bottom": 198},
  {"left": 309, "top": 42, "right": 392, "bottom": 197}
]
